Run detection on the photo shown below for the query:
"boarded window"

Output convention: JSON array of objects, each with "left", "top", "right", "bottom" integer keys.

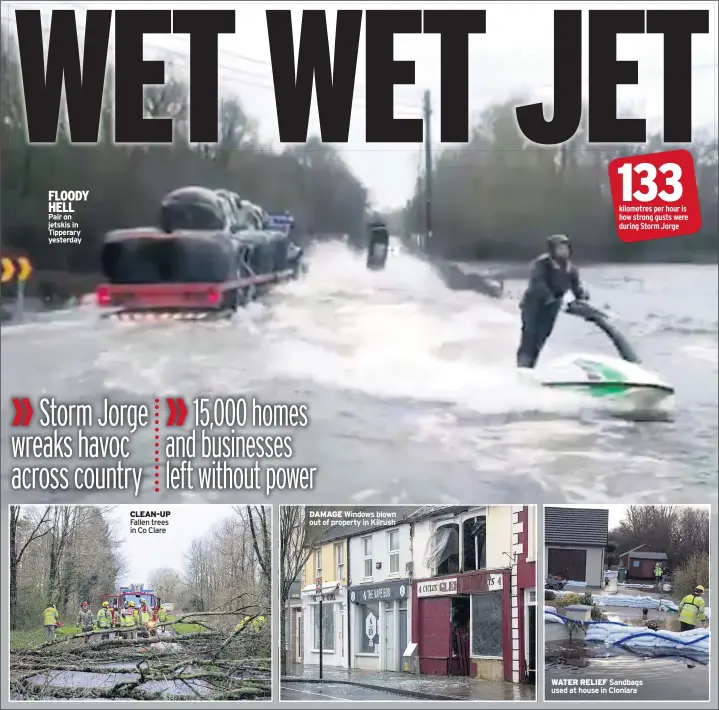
[{"left": 470, "top": 591, "right": 503, "bottom": 657}]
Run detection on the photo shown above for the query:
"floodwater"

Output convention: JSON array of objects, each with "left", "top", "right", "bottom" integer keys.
[
  {"left": 2, "top": 245, "right": 717, "bottom": 504},
  {"left": 545, "top": 646, "right": 710, "bottom": 701},
  {"left": 545, "top": 601, "right": 710, "bottom": 703}
]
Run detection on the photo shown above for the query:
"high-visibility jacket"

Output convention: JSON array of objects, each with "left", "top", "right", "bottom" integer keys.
[
  {"left": 121, "top": 609, "right": 136, "bottom": 628},
  {"left": 157, "top": 608, "right": 168, "bottom": 622},
  {"left": 97, "top": 608, "right": 112, "bottom": 629},
  {"left": 654, "top": 565, "right": 663, "bottom": 577},
  {"left": 43, "top": 606, "right": 59, "bottom": 626},
  {"left": 139, "top": 609, "right": 151, "bottom": 625},
  {"left": 236, "top": 615, "right": 266, "bottom": 633},
  {"left": 678, "top": 594, "right": 706, "bottom": 626}
]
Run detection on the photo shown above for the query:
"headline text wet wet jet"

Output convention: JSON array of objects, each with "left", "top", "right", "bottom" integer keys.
[{"left": 14, "top": 8, "right": 708, "bottom": 146}]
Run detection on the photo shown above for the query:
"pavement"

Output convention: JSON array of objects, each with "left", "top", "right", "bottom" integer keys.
[{"left": 281, "top": 664, "right": 536, "bottom": 701}]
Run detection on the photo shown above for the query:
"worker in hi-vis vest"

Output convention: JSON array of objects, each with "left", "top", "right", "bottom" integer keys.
[
  {"left": 43, "top": 603, "right": 60, "bottom": 642},
  {"left": 653, "top": 563, "right": 663, "bottom": 584},
  {"left": 236, "top": 615, "right": 266, "bottom": 633},
  {"left": 121, "top": 601, "right": 138, "bottom": 640},
  {"left": 97, "top": 601, "right": 113, "bottom": 640},
  {"left": 678, "top": 585, "right": 707, "bottom": 632}
]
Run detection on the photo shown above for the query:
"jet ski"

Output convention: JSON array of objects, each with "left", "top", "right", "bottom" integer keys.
[
  {"left": 539, "top": 299, "right": 675, "bottom": 411},
  {"left": 366, "top": 220, "right": 389, "bottom": 270}
]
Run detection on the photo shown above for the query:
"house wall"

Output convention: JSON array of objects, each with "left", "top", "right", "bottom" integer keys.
[
  {"left": 544, "top": 545, "right": 604, "bottom": 587},
  {"left": 412, "top": 506, "right": 514, "bottom": 579},
  {"left": 512, "top": 506, "right": 537, "bottom": 684},
  {"left": 302, "top": 539, "right": 348, "bottom": 587},
  {"left": 348, "top": 524, "right": 412, "bottom": 584}
]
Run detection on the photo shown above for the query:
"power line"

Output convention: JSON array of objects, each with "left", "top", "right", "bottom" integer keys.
[{"left": 0, "top": 16, "right": 422, "bottom": 119}]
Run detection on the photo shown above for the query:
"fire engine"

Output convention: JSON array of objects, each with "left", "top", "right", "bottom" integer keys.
[{"left": 103, "top": 584, "right": 162, "bottom": 622}]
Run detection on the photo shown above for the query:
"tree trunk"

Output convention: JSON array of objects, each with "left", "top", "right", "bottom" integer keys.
[
  {"left": 280, "top": 603, "right": 288, "bottom": 675},
  {"left": 9, "top": 507, "right": 18, "bottom": 630}
]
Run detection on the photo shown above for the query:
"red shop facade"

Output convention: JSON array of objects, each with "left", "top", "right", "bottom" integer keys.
[
  {"left": 411, "top": 507, "right": 536, "bottom": 684},
  {"left": 411, "top": 569, "right": 513, "bottom": 682}
]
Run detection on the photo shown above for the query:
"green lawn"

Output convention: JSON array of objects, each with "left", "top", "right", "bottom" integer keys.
[{"left": 11, "top": 616, "right": 204, "bottom": 650}]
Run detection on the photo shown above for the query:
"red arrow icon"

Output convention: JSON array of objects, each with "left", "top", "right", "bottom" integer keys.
[
  {"left": 166, "top": 397, "right": 188, "bottom": 426},
  {"left": 11, "top": 397, "right": 34, "bottom": 426}
]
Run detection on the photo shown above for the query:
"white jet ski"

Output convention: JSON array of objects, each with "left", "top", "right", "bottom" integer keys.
[{"left": 539, "top": 300, "right": 675, "bottom": 411}]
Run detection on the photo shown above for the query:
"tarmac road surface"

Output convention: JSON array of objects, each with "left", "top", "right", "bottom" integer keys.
[{"left": 281, "top": 682, "right": 411, "bottom": 701}]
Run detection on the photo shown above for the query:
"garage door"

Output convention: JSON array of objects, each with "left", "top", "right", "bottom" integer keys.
[{"left": 547, "top": 548, "right": 587, "bottom": 582}]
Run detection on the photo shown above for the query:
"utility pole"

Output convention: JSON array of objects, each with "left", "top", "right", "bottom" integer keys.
[
  {"left": 423, "top": 90, "right": 433, "bottom": 255},
  {"left": 316, "top": 576, "right": 323, "bottom": 680}
]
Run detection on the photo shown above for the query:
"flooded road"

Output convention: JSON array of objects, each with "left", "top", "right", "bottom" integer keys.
[{"left": 2, "top": 252, "right": 717, "bottom": 505}]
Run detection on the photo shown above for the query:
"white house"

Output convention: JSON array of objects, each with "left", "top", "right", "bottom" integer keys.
[
  {"left": 544, "top": 507, "right": 608, "bottom": 588},
  {"left": 347, "top": 521, "right": 413, "bottom": 673}
]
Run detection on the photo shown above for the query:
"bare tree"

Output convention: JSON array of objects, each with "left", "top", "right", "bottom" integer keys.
[
  {"left": 10, "top": 506, "right": 125, "bottom": 630},
  {"left": 243, "top": 506, "right": 272, "bottom": 600},
  {"left": 9, "top": 506, "right": 52, "bottom": 629},
  {"left": 278, "top": 507, "right": 324, "bottom": 670},
  {"left": 609, "top": 505, "right": 710, "bottom": 571}
]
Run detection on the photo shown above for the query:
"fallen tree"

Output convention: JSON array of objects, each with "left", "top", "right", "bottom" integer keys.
[{"left": 10, "top": 610, "right": 271, "bottom": 701}]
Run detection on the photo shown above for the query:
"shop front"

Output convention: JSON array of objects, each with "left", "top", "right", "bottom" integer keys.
[
  {"left": 348, "top": 579, "right": 410, "bottom": 672},
  {"left": 300, "top": 583, "right": 347, "bottom": 668},
  {"left": 411, "top": 570, "right": 512, "bottom": 682}
]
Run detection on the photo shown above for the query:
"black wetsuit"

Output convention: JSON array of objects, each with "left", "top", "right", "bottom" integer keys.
[{"left": 517, "top": 254, "right": 586, "bottom": 368}]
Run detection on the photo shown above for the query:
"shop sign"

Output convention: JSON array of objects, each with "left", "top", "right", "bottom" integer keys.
[
  {"left": 349, "top": 579, "right": 408, "bottom": 603},
  {"left": 416, "top": 578, "right": 458, "bottom": 597}
]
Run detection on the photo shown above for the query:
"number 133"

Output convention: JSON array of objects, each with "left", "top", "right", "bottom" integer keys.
[{"left": 617, "top": 162, "right": 683, "bottom": 202}]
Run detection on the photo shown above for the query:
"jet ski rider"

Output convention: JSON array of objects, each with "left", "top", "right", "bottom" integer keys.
[{"left": 517, "top": 234, "right": 589, "bottom": 368}]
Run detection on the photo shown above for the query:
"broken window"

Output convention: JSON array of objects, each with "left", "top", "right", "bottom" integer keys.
[
  {"left": 462, "top": 516, "right": 487, "bottom": 572},
  {"left": 424, "top": 523, "right": 460, "bottom": 576}
]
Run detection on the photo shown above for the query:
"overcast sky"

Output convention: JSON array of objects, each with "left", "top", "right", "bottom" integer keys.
[
  {"left": 103, "top": 504, "right": 235, "bottom": 582},
  {"left": 3, "top": 1, "right": 717, "bottom": 208}
]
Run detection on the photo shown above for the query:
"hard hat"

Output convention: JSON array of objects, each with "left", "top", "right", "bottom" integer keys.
[
  {"left": 129, "top": 601, "right": 135, "bottom": 607},
  {"left": 695, "top": 585, "right": 705, "bottom": 593},
  {"left": 102, "top": 601, "right": 109, "bottom": 607}
]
